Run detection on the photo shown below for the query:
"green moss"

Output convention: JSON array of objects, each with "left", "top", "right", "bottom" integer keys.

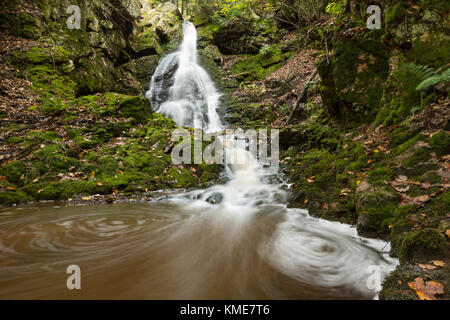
[
  {"left": 38, "top": 180, "right": 100, "bottom": 200},
  {"left": 198, "top": 163, "right": 221, "bottom": 183},
  {"left": 368, "top": 166, "right": 394, "bottom": 184},
  {"left": 404, "top": 147, "right": 430, "bottom": 167},
  {"left": 97, "top": 156, "right": 119, "bottom": 176},
  {"left": 0, "top": 190, "right": 31, "bottom": 206},
  {"left": 376, "top": 62, "right": 438, "bottom": 126},
  {"left": 231, "top": 44, "right": 289, "bottom": 82},
  {"left": 411, "top": 32, "right": 450, "bottom": 68},
  {"left": 379, "top": 265, "right": 422, "bottom": 300},
  {"left": 123, "top": 151, "right": 166, "bottom": 176},
  {"left": 390, "top": 127, "right": 419, "bottom": 147},
  {"left": 118, "top": 97, "right": 153, "bottom": 124},
  {"left": 399, "top": 228, "right": 446, "bottom": 262},
  {"left": 87, "top": 152, "right": 97, "bottom": 162},
  {"left": 7, "top": 136, "right": 23, "bottom": 144},
  {"left": 10, "top": 46, "right": 71, "bottom": 67},
  {"left": 385, "top": 2, "right": 407, "bottom": 28},
  {"left": 166, "top": 168, "right": 198, "bottom": 187},
  {"left": 429, "top": 130, "right": 450, "bottom": 156},
  {"left": 0, "top": 161, "right": 26, "bottom": 185},
  {"left": 357, "top": 201, "right": 397, "bottom": 236},
  {"left": 74, "top": 136, "right": 100, "bottom": 150},
  {"left": 33, "top": 144, "right": 78, "bottom": 172},
  {"left": 428, "top": 190, "right": 450, "bottom": 216},
  {"left": 393, "top": 133, "right": 425, "bottom": 155}
]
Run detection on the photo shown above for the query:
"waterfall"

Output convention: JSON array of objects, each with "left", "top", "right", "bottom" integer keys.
[
  {"left": 146, "top": 22, "right": 222, "bottom": 133},
  {"left": 144, "top": 22, "right": 399, "bottom": 299}
]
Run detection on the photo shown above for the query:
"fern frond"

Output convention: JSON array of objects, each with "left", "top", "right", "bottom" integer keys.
[
  {"left": 416, "top": 68, "right": 450, "bottom": 91},
  {"left": 416, "top": 76, "right": 442, "bottom": 90},
  {"left": 404, "top": 63, "right": 435, "bottom": 81}
]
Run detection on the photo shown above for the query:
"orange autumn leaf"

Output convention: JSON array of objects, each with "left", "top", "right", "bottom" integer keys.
[
  {"left": 97, "top": 182, "right": 103, "bottom": 186},
  {"left": 430, "top": 260, "right": 445, "bottom": 267},
  {"left": 418, "top": 264, "right": 437, "bottom": 270},
  {"left": 307, "top": 176, "right": 315, "bottom": 183},
  {"left": 408, "top": 278, "right": 444, "bottom": 300},
  {"left": 445, "top": 230, "right": 450, "bottom": 238}
]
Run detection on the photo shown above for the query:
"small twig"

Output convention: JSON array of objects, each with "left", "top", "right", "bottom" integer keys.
[{"left": 284, "top": 70, "right": 318, "bottom": 126}]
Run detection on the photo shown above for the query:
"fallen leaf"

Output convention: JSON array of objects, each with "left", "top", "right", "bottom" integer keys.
[
  {"left": 90, "top": 171, "right": 95, "bottom": 178},
  {"left": 307, "top": 176, "right": 316, "bottom": 183},
  {"left": 81, "top": 197, "right": 92, "bottom": 201},
  {"left": 97, "top": 182, "right": 103, "bottom": 186},
  {"left": 393, "top": 185, "right": 410, "bottom": 193},
  {"left": 0, "top": 176, "right": 7, "bottom": 181},
  {"left": 445, "top": 230, "right": 450, "bottom": 238},
  {"left": 418, "top": 264, "right": 437, "bottom": 270},
  {"left": 356, "top": 180, "right": 361, "bottom": 187},
  {"left": 430, "top": 260, "right": 445, "bottom": 267},
  {"left": 6, "top": 187, "right": 16, "bottom": 191},
  {"left": 408, "top": 278, "right": 444, "bottom": 300},
  {"left": 401, "top": 194, "right": 430, "bottom": 206},
  {"left": 37, "top": 189, "right": 44, "bottom": 194},
  {"left": 112, "top": 188, "right": 118, "bottom": 195}
]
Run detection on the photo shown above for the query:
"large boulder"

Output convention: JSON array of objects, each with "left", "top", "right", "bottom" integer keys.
[
  {"left": 1, "top": 0, "right": 175, "bottom": 95},
  {"left": 317, "top": 36, "right": 389, "bottom": 122},
  {"left": 131, "top": 2, "right": 184, "bottom": 88},
  {"left": 138, "top": 2, "right": 183, "bottom": 48}
]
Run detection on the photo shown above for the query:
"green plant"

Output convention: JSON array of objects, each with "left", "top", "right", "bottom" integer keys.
[
  {"left": 325, "top": 0, "right": 347, "bottom": 16},
  {"left": 416, "top": 68, "right": 450, "bottom": 91}
]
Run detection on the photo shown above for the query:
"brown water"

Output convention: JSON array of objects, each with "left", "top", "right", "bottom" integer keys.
[{"left": 0, "top": 198, "right": 397, "bottom": 300}]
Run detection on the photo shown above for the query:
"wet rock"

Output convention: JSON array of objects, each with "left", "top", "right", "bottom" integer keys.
[
  {"left": 206, "top": 193, "right": 223, "bottom": 205},
  {"left": 139, "top": 2, "right": 183, "bottom": 47},
  {"left": 355, "top": 181, "right": 400, "bottom": 237},
  {"left": 147, "top": 55, "right": 179, "bottom": 107}
]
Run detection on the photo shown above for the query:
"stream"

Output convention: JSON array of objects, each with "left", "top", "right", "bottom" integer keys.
[{"left": 0, "top": 22, "right": 398, "bottom": 300}]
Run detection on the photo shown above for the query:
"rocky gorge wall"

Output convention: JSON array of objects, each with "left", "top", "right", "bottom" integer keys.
[{"left": 0, "top": 1, "right": 223, "bottom": 206}]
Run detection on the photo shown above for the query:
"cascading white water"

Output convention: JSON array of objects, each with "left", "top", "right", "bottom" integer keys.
[
  {"left": 145, "top": 22, "right": 399, "bottom": 299},
  {"left": 0, "top": 22, "right": 400, "bottom": 300},
  {"left": 146, "top": 22, "right": 222, "bottom": 133}
]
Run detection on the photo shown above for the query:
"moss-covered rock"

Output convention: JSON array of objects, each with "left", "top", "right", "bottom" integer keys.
[
  {"left": 118, "top": 96, "right": 153, "bottom": 124},
  {"left": 398, "top": 228, "right": 447, "bottom": 262},
  {"left": 317, "top": 37, "right": 389, "bottom": 121}
]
